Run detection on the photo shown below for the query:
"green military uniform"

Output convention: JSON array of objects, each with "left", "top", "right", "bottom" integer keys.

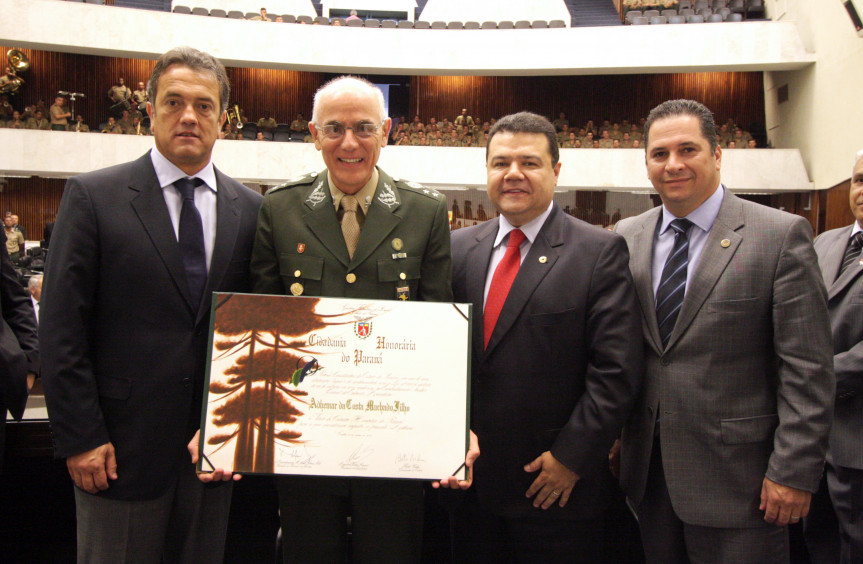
[
  {"left": 257, "top": 117, "right": 277, "bottom": 130},
  {"left": 25, "top": 117, "right": 50, "bottom": 130},
  {"left": 251, "top": 167, "right": 452, "bottom": 303},
  {"left": 132, "top": 89, "right": 148, "bottom": 107},
  {"left": 598, "top": 138, "right": 614, "bottom": 148}
]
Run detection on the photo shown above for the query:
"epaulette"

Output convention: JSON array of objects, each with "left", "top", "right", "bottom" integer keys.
[
  {"left": 391, "top": 177, "right": 442, "bottom": 201},
  {"left": 266, "top": 171, "right": 320, "bottom": 194}
]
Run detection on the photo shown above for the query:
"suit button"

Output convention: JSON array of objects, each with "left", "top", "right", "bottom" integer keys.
[
  {"left": 660, "top": 357, "right": 670, "bottom": 366},
  {"left": 346, "top": 273, "right": 357, "bottom": 284},
  {"left": 294, "top": 269, "right": 301, "bottom": 277},
  {"left": 399, "top": 272, "right": 406, "bottom": 280},
  {"left": 182, "top": 378, "right": 191, "bottom": 389}
]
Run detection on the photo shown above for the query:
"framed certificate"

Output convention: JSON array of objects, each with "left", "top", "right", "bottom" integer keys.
[{"left": 198, "top": 293, "right": 471, "bottom": 480}]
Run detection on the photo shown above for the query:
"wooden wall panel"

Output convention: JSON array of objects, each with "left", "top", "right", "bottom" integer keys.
[
  {"left": 409, "top": 73, "right": 765, "bottom": 132},
  {"left": 823, "top": 180, "right": 855, "bottom": 232},
  {"left": 226, "top": 67, "right": 323, "bottom": 125},
  {"left": 0, "top": 177, "right": 66, "bottom": 242}
]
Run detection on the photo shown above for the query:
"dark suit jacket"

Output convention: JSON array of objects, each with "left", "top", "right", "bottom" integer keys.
[
  {"left": 451, "top": 204, "right": 643, "bottom": 519},
  {"left": 814, "top": 225, "right": 863, "bottom": 470},
  {"left": 40, "top": 152, "right": 262, "bottom": 500},
  {"left": 251, "top": 167, "right": 452, "bottom": 303},
  {"left": 616, "top": 191, "right": 834, "bottom": 528},
  {"left": 0, "top": 230, "right": 39, "bottom": 462}
]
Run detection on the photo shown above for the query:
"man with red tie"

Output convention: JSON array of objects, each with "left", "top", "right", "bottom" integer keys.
[{"left": 448, "top": 111, "right": 644, "bottom": 562}]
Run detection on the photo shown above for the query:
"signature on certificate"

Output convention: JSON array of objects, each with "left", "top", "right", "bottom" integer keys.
[
  {"left": 339, "top": 443, "right": 374, "bottom": 470},
  {"left": 396, "top": 452, "right": 426, "bottom": 473},
  {"left": 276, "top": 446, "right": 321, "bottom": 468}
]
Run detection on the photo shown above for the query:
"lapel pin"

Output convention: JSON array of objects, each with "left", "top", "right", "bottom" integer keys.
[
  {"left": 392, "top": 238, "right": 404, "bottom": 251},
  {"left": 539, "top": 256, "right": 548, "bottom": 263},
  {"left": 297, "top": 243, "right": 305, "bottom": 254},
  {"left": 721, "top": 239, "right": 731, "bottom": 248},
  {"left": 290, "top": 282, "right": 304, "bottom": 296}
]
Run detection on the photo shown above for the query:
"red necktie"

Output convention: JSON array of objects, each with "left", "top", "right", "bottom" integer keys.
[{"left": 484, "top": 229, "right": 526, "bottom": 349}]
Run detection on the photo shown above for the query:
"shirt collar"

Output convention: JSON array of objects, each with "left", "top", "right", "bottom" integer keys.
[
  {"left": 851, "top": 222, "right": 862, "bottom": 237},
  {"left": 659, "top": 184, "right": 724, "bottom": 235},
  {"left": 329, "top": 168, "right": 379, "bottom": 213},
  {"left": 493, "top": 201, "right": 554, "bottom": 248},
  {"left": 150, "top": 147, "right": 217, "bottom": 193}
]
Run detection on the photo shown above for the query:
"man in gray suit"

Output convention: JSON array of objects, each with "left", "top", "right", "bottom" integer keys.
[
  {"left": 614, "top": 99, "right": 834, "bottom": 563},
  {"left": 806, "top": 149, "right": 863, "bottom": 564}
]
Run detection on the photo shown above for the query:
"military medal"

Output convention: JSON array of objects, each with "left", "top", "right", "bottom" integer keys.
[
  {"left": 392, "top": 238, "right": 404, "bottom": 251},
  {"left": 297, "top": 243, "right": 305, "bottom": 253},
  {"left": 396, "top": 285, "right": 410, "bottom": 300},
  {"left": 290, "top": 282, "right": 304, "bottom": 296}
]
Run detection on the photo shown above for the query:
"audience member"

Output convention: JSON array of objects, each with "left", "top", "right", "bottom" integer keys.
[
  {"left": 71, "top": 114, "right": 90, "bottom": 132},
  {"left": 289, "top": 113, "right": 308, "bottom": 132},
  {"left": 28, "top": 274, "right": 42, "bottom": 323},
  {"left": 257, "top": 111, "right": 277, "bottom": 133},
  {"left": 25, "top": 110, "right": 50, "bottom": 130},
  {"left": 4, "top": 216, "right": 25, "bottom": 262},
  {"left": 5, "top": 111, "right": 24, "bottom": 129},
  {"left": 107, "top": 77, "right": 131, "bottom": 116},
  {"left": 49, "top": 97, "right": 71, "bottom": 131},
  {"left": 10, "top": 215, "right": 25, "bottom": 240},
  {"left": 101, "top": 116, "right": 123, "bottom": 134}
]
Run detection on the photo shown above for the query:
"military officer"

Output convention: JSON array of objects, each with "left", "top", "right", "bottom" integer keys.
[{"left": 251, "top": 75, "right": 452, "bottom": 564}]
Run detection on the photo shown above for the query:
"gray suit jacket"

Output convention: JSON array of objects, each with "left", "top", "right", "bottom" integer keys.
[
  {"left": 616, "top": 190, "right": 834, "bottom": 528},
  {"left": 814, "top": 224, "right": 863, "bottom": 470}
]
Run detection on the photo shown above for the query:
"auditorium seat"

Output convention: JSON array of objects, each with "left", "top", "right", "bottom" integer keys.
[
  {"left": 464, "top": 21, "right": 481, "bottom": 29},
  {"left": 282, "top": 14, "right": 296, "bottom": 23},
  {"left": 643, "top": 9, "right": 660, "bottom": 18},
  {"left": 679, "top": 8, "right": 695, "bottom": 16},
  {"left": 549, "top": 19, "right": 566, "bottom": 28},
  {"left": 297, "top": 15, "right": 314, "bottom": 24},
  {"left": 687, "top": 14, "right": 705, "bottom": 22},
  {"left": 227, "top": 10, "right": 243, "bottom": 19},
  {"left": 172, "top": 5, "right": 192, "bottom": 14},
  {"left": 632, "top": 16, "right": 649, "bottom": 25},
  {"left": 514, "top": 20, "right": 531, "bottom": 29},
  {"left": 431, "top": 21, "right": 447, "bottom": 29},
  {"left": 481, "top": 21, "right": 497, "bottom": 29},
  {"left": 650, "top": 16, "right": 668, "bottom": 24},
  {"left": 245, "top": 12, "right": 258, "bottom": 19},
  {"left": 365, "top": 18, "right": 381, "bottom": 27},
  {"left": 414, "top": 20, "right": 431, "bottom": 29},
  {"left": 712, "top": 0, "right": 727, "bottom": 8},
  {"left": 678, "top": 0, "right": 692, "bottom": 8},
  {"left": 729, "top": 0, "right": 745, "bottom": 13},
  {"left": 726, "top": 12, "right": 743, "bottom": 21},
  {"left": 747, "top": 0, "right": 765, "bottom": 17},
  {"left": 274, "top": 131, "right": 292, "bottom": 142},
  {"left": 210, "top": 9, "right": 226, "bottom": 17},
  {"left": 532, "top": 20, "right": 549, "bottom": 28},
  {"left": 698, "top": 7, "right": 713, "bottom": 17},
  {"left": 381, "top": 19, "right": 397, "bottom": 28},
  {"left": 347, "top": 18, "right": 362, "bottom": 26},
  {"left": 315, "top": 16, "right": 330, "bottom": 25},
  {"left": 669, "top": 15, "right": 687, "bottom": 23},
  {"left": 397, "top": 20, "right": 414, "bottom": 28},
  {"left": 447, "top": 21, "right": 464, "bottom": 29},
  {"left": 662, "top": 9, "right": 677, "bottom": 18},
  {"left": 625, "top": 10, "right": 642, "bottom": 23},
  {"left": 706, "top": 13, "right": 723, "bottom": 22},
  {"left": 498, "top": 20, "right": 514, "bottom": 29},
  {"left": 717, "top": 7, "right": 731, "bottom": 19}
]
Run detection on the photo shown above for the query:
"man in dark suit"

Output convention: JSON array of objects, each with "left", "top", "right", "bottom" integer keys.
[
  {"left": 251, "top": 76, "right": 452, "bottom": 563},
  {"left": 805, "top": 149, "right": 863, "bottom": 564},
  {"left": 40, "top": 47, "right": 262, "bottom": 563},
  {"left": 448, "top": 111, "right": 643, "bottom": 562},
  {"left": 0, "top": 229, "right": 38, "bottom": 466},
  {"left": 614, "top": 99, "right": 834, "bottom": 563}
]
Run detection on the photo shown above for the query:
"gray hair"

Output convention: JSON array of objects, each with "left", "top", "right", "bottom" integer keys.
[
  {"left": 486, "top": 111, "right": 560, "bottom": 166},
  {"left": 28, "top": 274, "right": 42, "bottom": 291},
  {"left": 643, "top": 99, "right": 719, "bottom": 153},
  {"left": 311, "top": 76, "right": 387, "bottom": 125},
  {"left": 147, "top": 46, "right": 230, "bottom": 113},
  {"left": 855, "top": 148, "right": 863, "bottom": 169}
]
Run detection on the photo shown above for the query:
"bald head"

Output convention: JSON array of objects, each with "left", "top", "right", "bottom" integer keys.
[{"left": 311, "top": 76, "right": 386, "bottom": 126}]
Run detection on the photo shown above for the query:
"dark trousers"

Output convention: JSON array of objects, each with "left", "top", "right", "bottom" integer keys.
[
  {"left": 276, "top": 475, "right": 423, "bottom": 564},
  {"left": 74, "top": 460, "right": 232, "bottom": 563},
  {"left": 449, "top": 488, "right": 604, "bottom": 564}
]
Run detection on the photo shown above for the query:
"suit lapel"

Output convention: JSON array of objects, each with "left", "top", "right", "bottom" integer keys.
[
  {"left": 351, "top": 169, "right": 401, "bottom": 269},
  {"left": 483, "top": 206, "right": 562, "bottom": 358},
  {"left": 826, "top": 227, "right": 863, "bottom": 300},
  {"left": 628, "top": 207, "right": 663, "bottom": 354},
  {"left": 127, "top": 153, "right": 198, "bottom": 315},
  {"left": 466, "top": 220, "right": 497, "bottom": 365},
  {"left": 302, "top": 173, "right": 351, "bottom": 268},
  {"left": 668, "top": 191, "right": 743, "bottom": 350},
  {"left": 197, "top": 168, "right": 241, "bottom": 323}
]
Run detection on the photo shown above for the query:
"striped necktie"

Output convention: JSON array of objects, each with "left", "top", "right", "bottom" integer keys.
[{"left": 655, "top": 218, "right": 693, "bottom": 349}]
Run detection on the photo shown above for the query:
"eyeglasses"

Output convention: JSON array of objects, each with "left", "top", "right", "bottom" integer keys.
[{"left": 317, "top": 121, "right": 383, "bottom": 140}]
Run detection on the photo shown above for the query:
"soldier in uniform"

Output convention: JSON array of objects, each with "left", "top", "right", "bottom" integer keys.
[
  {"left": 131, "top": 81, "right": 148, "bottom": 118},
  {"left": 124, "top": 115, "right": 150, "bottom": 135},
  {"left": 107, "top": 77, "right": 131, "bottom": 116},
  {"left": 454, "top": 108, "right": 474, "bottom": 129},
  {"left": 25, "top": 110, "right": 50, "bottom": 130},
  {"left": 101, "top": 116, "right": 123, "bottom": 134},
  {"left": 290, "top": 113, "right": 308, "bottom": 132},
  {"left": 117, "top": 109, "right": 134, "bottom": 133},
  {"left": 5, "top": 110, "right": 25, "bottom": 129},
  {"left": 70, "top": 114, "right": 90, "bottom": 132},
  {"left": 598, "top": 129, "right": 614, "bottom": 148},
  {"left": 256, "top": 111, "right": 278, "bottom": 133},
  {"left": 251, "top": 75, "right": 452, "bottom": 564},
  {"left": 552, "top": 111, "right": 569, "bottom": 132},
  {"left": 562, "top": 131, "right": 578, "bottom": 148},
  {"left": 621, "top": 132, "right": 634, "bottom": 148}
]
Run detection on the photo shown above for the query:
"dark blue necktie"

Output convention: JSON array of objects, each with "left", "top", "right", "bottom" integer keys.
[
  {"left": 175, "top": 177, "right": 207, "bottom": 306},
  {"left": 656, "top": 218, "right": 693, "bottom": 349}
]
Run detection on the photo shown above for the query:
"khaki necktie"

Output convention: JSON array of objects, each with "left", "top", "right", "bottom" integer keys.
[{"left": 341, "top": 195, "right": 361, "bottom": 258}]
